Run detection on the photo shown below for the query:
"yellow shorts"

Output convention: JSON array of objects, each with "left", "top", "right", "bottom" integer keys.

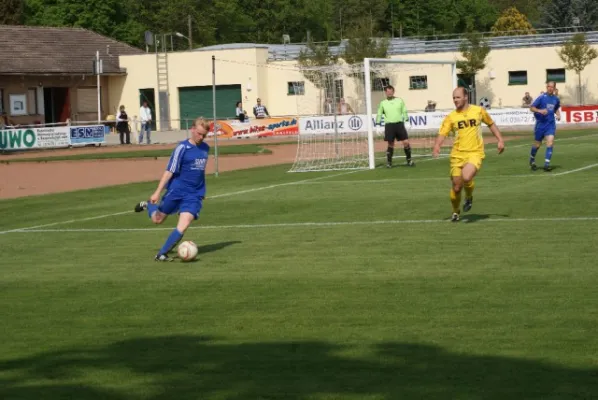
[{"left": 450, "top": 151, "right": 485, "bottom": 177}]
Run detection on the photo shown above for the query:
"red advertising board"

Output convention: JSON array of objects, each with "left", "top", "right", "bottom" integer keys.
[{"left": 562, "top": 105, "right": 598, "bottom": 123}]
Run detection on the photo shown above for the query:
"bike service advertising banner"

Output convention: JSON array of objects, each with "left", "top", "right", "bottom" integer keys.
[
  {"left": 209, "top": 117, "right": 299, "bottom": 139},
  {"left": 70, "top": 125, "right": 106, "bottom": 145},
  {"left": 0, "top": 126, "right": 71, "bottom": 150}
]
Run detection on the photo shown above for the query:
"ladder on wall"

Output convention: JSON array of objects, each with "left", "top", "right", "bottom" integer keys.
[{"left": 155, "top": 42, "right": 171, "bottom": 130}]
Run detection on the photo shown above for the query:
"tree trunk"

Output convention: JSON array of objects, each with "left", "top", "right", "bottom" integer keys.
[{"left": 578, "top": 72, "right": 583, "bottom": 105}]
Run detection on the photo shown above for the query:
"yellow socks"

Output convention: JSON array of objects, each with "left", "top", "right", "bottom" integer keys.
[
  {"left": 450, "top": 189, "right": 461, "bottom": 213},
  {"left": 464, "top": 180, "right": 475, "bottom": 200}
]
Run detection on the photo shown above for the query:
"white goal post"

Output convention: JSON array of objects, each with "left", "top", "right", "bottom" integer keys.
[
  {"left": 289, "top": 57, "right": 458, "bottom": 173},
  {"left": 364, "top": 58, "right": 458, "bottom": 170}
]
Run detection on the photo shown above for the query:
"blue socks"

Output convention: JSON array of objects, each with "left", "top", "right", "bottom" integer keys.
[
  {"left": 545, "top": 146, "right": 553, "bottom": 167},
  {"left": 147, "top": 203, "right": 159, "bottom": 219},
  {"left": 530, "top": 145, "right": 539, "bottom": 163},
  {"left": 159, "top": 229, "right": 184, "bottom": 256}
]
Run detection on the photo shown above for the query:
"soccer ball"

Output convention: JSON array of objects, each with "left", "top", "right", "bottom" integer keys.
[
  {"left": 177, "top": 241, "right": 198, "bottom": 262},
  {"left": 479, "top": 97, "right": 491, "bottom": 109}
]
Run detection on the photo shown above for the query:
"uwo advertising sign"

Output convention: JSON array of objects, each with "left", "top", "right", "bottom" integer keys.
[{"left": 0, "top": 127, "right": 70, "bottom": 150}]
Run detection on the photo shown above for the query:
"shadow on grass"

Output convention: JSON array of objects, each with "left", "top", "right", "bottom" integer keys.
[
  {"left": 0, "top": 336, "right": 596, "bottom": 399},
  {"left": 461, "top": 213, "right": 510, "bottom": 223}
]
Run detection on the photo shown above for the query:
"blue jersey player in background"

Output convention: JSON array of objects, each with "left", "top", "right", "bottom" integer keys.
[
  {"left": 134, "top": 117, "right": 210, "bottom": 261},
  {"left": 529, "top": 81, "right": 561, "bottom": 171}
]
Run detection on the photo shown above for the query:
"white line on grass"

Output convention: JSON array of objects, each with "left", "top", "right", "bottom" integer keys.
[
  {"left": 8, "top": 216, "right": 598, "bottom": 233},
  {"left": 0, "top": 170, "right": 360, "bottom": 235},
  {"left": 554, "top": 163, "right": 598, "bottom": 176}
]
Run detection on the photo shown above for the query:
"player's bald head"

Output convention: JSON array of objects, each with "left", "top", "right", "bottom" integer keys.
[{"left": 453, "top": 87, "right": 468, "bottom": 98}]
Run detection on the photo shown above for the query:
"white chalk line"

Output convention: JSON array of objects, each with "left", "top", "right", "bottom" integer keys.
[
  {"left": 1, "top": 134, "right": 595, "bottom": 235},
  {"left": 0, "top": 170, "right": 361, "bottom": 235},
  {"left": 8, "top": 216, "right": 598, "bottom": 233}
]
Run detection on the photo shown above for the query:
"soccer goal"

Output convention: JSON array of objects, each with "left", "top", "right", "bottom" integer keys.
[{"left": 288, "top": 58, "right": 457, "bottom": 172}]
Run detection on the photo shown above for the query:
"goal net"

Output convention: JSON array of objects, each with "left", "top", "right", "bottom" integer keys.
[{"left": 288, "top": 58, "right": 457, "bottom": 172}]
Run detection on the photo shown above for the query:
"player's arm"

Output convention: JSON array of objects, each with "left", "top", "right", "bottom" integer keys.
[
  {"left": 555, "top": 98, "right": 561, "bottom": 121},
  {"left": 151, "top": 144, "right": 185, "bottom": 202},
  {"left": 150, "top": 171, "right": 174, "bottom": 203},
  {"left": 401, "top": 99, "right": 408, "bottom": 122},
  {"left": 482, "top": 108, "right": 505, "bottom": 154},
  {"left": 530, "top": 97, "right": 547, "bottom": 115},
  {"left": 375, "top": 101, "right": 384, "bottom": 125},
  {"left": 433, "top": 116, "right": 452, "bottom": 157}
]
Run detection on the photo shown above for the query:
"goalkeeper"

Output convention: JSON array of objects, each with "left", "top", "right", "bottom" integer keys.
[{"left": 376, "top": 85, "right": 414, "bottom": 168}]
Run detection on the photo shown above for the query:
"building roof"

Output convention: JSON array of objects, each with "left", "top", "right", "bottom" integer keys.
[
  {"left": 0, "top": 25, "right": 144, "bottom": 75},
  {"left": 267, "top": 29, "right": 598, "bottom": 61},
  {"left": 193, "top": 43, "right": 271, "bottom": 52}
]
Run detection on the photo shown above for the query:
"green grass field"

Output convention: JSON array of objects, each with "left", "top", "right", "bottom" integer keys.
[
  {"left": 0, "top": 144, "right": 272, "bottom": 163},
  {"left": 1, "top": 130, "right": 597, "bottom": 399}
]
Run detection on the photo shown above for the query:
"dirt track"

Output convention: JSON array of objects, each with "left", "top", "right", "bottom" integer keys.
[{"left": 0, "top": 136, "right": 516, "bottom": 200}]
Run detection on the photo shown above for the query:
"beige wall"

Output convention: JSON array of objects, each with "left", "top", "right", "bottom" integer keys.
[
  {"left": 0, "top": 75, "right": 110, "bottom": 126},
  {"left": 114, "top": 48, "right": 268, "bottom": 130},
  {"left": 109, "top": 43, "right": 598, "bottom": 129}
]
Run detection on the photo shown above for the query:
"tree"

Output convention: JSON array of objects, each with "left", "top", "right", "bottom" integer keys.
[
  {"left": 491, "top": 7, "right": 536, "bottom": 36},
  {"left": 542, "top": 0, "right": 598, "bottom": 30},
  {"left": 342, "top": 19, "right": 389, "bottom": 65},
  {"left": 297, "top": 40, "right": 339, "bottom": 112},
  {"left": 456, "top": 32, "right": 491, "bottom": 104},
  {"left": 0, "top": 0, "right": 24, "bottom": 24},
  {"left": 558, "top": 33, "right": 598, "bottom": 104}
]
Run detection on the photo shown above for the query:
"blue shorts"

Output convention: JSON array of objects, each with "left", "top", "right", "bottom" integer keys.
[
  {"left": 534, "top": 124, "right": 556, "bottom": 142},
  {"left": 158, "top": 190, "right": 204, "bottom": 220}
]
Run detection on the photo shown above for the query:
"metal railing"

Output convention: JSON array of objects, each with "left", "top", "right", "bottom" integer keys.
[{"left": 268, "top": 27, "right": 598, "bottom": 61}]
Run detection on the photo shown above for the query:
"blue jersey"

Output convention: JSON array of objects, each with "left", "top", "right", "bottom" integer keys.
[
  {"left": 532, "top": 94, "right": 560, "bottom": 127},
  {"left": 165, "top": 140, "right": 209, "bottom": 196}
]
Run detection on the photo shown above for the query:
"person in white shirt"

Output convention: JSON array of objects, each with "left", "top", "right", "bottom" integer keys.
[{"left": 139, "top": 101, "right": 152, "bottom": 144}]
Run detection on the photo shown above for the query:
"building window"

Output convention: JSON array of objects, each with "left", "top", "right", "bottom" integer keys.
[
  {"left": 287, "top": 81, "right": 305, "bottom": 95},
  {"left": 0, "top": 89, "right": 4, "bottom": 113},
  {"left": 373, "top": 77, "right": 390, "bottom": 91},
  {"left": 546, "top": 68, "right": 566, "bottom": 83},
  {"left": 409, "top": 75, "right": 428, "bottom": 90},
  {"left": 508, "top": 70, "right": 528, "bottom": 85},
  {"left": 27, "top": 88, "right": 38, "bottom": 115}
]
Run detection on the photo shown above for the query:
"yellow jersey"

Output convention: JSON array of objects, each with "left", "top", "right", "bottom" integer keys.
[{"left": 438, "top": 105, "right": 494, "bottom": 154}]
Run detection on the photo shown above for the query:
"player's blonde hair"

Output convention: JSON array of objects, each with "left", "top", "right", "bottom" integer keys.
[{"left": 194, "top": 117, "right": 210, "bottom": 132}]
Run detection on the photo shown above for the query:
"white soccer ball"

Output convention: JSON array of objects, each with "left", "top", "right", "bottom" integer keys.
[
  {"left": 177, "top": 241, "right": 198, "bottom": 262},
  {"left": 479, "top": 97, "right": 491, "bottom": 109}
]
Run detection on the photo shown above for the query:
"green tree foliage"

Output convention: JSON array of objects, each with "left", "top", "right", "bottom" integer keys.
[
  {"left": 491, "top": 7, "right": 536, "bottom": 36},
  {"left": 543, "top": 0, "right": 598, "bottom": 30},
  {"left": 297, "top": 40, "right": 339, "bottom": 88},
  {"left": 457, "top": 32, "right": 491, "bottom": 75},
  {"left": 457, "top": 32, "right": 491, "bottom": 103},
  {"left": 0, "top": 0, "right": 24, "bottom": 24},
  {"left": 342, "top": 20, "right": 389, "bottom": 65},
  {"left": 558, "top": 33, "right": 598, "bottom": 104}
]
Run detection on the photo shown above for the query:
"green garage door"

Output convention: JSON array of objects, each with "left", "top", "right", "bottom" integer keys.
[{"left": 179, "top": 84, "right": 241, "bottom": 126}]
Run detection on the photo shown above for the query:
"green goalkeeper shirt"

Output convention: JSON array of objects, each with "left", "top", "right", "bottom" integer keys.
[{"left": 376, "top": 97, "right": 408, "bottom": 124}]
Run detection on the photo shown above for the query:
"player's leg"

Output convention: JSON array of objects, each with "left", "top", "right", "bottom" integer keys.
[
  {"left": 449, "top": 155, "right": 465, "bottom": 221},
  {"left": 461, "top": 162, "right": 480, "bottom": 212},
  {"left": 530, "top": 128, "right": 544, "bottom": 170},
  {"left": 398, "top": 123, "right": 414, "bottom": 166},
  {"left": 384, "top": 124, "right": 395, "bottom": 167},
  {"left": 543, "top": 134, "right": 555, "bottom": 171},
  {"left": 155, "top": 198, "right": 202, "bottom": 261}
]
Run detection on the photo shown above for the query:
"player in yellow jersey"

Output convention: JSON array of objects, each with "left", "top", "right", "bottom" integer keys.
[{"left": 433, "top": 87, "right": 505, "bottom": 222}]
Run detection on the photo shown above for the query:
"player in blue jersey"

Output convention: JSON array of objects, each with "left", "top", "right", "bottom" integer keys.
[
  {"left": 529, "top": 81, "right": 561, "bottom": 172},
  {"left": 133, "top": 117, "right": 210, "bottom": 261}
]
